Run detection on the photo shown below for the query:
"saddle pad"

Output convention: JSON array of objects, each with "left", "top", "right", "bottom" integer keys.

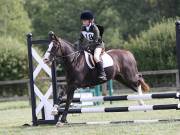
[{"left": 84, "top": 51, "right": 113, "bottom": 69}]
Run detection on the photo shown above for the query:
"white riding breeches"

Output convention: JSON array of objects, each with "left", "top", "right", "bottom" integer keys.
[{"left": 94, "top": 48, "right": 103, "bottom": 63}]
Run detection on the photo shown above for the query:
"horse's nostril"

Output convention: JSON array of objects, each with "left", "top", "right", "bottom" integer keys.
[{"left": 43, "top": 58, "right": 49, "bottom": 63}]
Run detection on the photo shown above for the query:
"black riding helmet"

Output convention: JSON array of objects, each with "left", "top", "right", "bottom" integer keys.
[{"left": 80, "top": 10, "right": 94, "bottom": 20}]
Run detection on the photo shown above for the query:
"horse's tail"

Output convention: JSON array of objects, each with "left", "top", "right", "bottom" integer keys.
[{"left": 139, "top": 78, "right": 150, "bottom": 92}]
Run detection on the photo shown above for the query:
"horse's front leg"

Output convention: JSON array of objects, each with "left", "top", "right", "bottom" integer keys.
[
  {"left": 57, "top": 89, "right": 66, "bottom": 106},
  {"left": 51, "top": 89, "right": 66, "bottom": 116},
  {"left": 56, "top": 86, "right": 75, "bottom": 126}
]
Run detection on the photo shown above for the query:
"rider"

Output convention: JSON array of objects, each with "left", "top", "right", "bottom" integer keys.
[{"left": 78, "top": 10, "right": 107, "bottom": 81}]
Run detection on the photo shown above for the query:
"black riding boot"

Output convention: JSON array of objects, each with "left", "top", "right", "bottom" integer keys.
[{"left": 96, "top": 62, "right": 107, "bottom": 81}]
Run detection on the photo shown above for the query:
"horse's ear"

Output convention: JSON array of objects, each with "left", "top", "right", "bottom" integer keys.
[{"left": 48, "top": 31, "right": 59, "bottom": 41}]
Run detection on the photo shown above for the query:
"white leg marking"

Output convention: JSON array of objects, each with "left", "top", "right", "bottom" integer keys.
[{"left": 137, "top": 85, "right": 145, "bottom": 106}]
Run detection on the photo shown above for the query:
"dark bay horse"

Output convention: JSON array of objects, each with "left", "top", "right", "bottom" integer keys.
[{"left": 43, "top": 33, "right": 150, "bottom": 125}]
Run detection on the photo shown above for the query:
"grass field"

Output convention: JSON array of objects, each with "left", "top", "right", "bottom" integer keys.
[{"left": 1, "top": 98, "right": 180, "bottom": 135}]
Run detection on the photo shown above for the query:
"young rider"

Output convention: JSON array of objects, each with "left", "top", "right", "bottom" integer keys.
[{"left": 78, "top": 10, "right": 107, "bottom": 81}]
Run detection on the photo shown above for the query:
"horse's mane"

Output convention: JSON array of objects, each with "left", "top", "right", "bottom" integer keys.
[
  {"left": 53, "top": 34, "right": 76, "bottom": 51},
  {"left": 57, "top": 37, "right": 76, "bottom": 50},
  {"left": 61, "top": 39, "right": 74, "bottom": 46}
]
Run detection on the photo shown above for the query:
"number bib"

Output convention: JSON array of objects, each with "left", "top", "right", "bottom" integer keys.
[{"left": 82, "top": 31, "right": 94, "bottom": 41}]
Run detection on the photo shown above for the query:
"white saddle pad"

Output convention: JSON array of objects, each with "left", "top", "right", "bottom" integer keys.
[{"left": 84, "top": 51, "right": 113, "bottom": 69}]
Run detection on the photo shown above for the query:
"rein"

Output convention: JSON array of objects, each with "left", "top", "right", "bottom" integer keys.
[
  {"left": 56, "top": 51, "right": 80, "bottom": 59},
  {"left": 51, "top": 38, "right": 81, "bottom": 63}
]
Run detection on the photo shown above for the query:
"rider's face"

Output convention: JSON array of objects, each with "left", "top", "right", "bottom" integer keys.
[{"left": 82, "top": 20, "right": 90, "bottom": 26}]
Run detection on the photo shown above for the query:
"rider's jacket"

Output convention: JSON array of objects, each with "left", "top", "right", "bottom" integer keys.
[{"left": 78, "top": 23, "right": 104, "bottom": 50}]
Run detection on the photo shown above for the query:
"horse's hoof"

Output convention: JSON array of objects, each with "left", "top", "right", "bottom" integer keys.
[
  {"left": 56, "top": 122, "right": 64, "bottom": 127},
  {"left": 51, "top": 105, "right": 59, "bottom": 116},
  {"left": 51, "top": 110, "right": 58, "bottom": 116}
]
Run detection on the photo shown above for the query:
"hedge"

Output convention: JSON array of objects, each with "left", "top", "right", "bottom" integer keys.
[
  {"left": 123, "top": 18, "right": 176, "bottom": 71},
  {"left": 0, "top": 36, "right": 28, "bottom": 80},
  {"left": 120, "top": 18, "right": 177, "bottom": 87}
]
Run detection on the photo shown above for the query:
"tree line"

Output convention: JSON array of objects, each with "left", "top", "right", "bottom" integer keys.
[{"left": 0, "top": 0, "right": 180, "bottom": 81}]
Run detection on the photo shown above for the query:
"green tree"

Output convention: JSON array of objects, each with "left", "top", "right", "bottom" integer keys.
[
  {"left": 0, "top": 0, "right": 32, "bottom": 41},
  {"left": 25, "top": 0, "right": 180, "bottom": 47},
  {"left": 25, "top": 0, "right": 83, "bottom": 41},
  {"left": 109, "top": 0, "right": 180, "bottom": 40},
  {"left": 25, "top": 0, "right": 119, "bottom": 42}
]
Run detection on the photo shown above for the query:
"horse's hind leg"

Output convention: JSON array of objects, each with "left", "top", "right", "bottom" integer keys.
[
  {"left": 115, "top": 74, "right": 145, "bottom": 105},
  {"left": 137, "top": 74, "right": 150, "bottom": 105},
  {"left": 114, "top": 74, "right": 138, "bottom": 92},
  {"left": 137, "top": 84, "right": 145, "bottom": 106},
  {"left": 56, "top": 86, "right": 76, "bottom": 126}
]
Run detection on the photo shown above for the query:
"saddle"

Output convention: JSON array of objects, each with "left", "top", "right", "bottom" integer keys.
[{"left": 84, "top": 51, "right": 113, "bottom": 69}]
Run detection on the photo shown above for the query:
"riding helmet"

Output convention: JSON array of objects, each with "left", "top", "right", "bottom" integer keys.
[{"left": 80, "top": 10, "right": 94, "bottom": 20}]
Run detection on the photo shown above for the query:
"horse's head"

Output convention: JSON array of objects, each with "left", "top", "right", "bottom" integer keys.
[{"left": 43, "top": 33, "right": 63, "bottom": 65}]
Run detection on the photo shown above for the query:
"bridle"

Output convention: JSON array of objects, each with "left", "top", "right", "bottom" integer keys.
[{"left": 49, "top": 38, "right": 80, "bottom": 63}]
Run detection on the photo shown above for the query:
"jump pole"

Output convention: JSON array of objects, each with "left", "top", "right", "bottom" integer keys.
[
  {"left": 58, "top": 103, "right": 180, "bottom": 114},
  {"left": 60, "top": 92, "right": 180, "bottom": 103}
]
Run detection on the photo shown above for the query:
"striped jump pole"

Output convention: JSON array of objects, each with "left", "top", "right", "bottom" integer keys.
[
  {"left": 58, "top": 103, "right": 180, "bottom": 114},
  {"left": 63, "top": 118, "right": 180, "bottom": 125},
  {"left": 60, "top": 92, "right": 180, "bottom": 103}
]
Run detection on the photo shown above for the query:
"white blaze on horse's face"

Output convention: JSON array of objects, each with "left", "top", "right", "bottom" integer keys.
[{"left": 43, "top": 42, "right": 53, "bottom": 64}]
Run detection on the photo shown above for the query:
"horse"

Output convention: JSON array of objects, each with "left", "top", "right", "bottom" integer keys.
[{"left": 43, "top": 32, "right": 150, "bottom": 126}]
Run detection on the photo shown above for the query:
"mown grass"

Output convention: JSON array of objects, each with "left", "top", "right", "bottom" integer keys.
[{"left": 0, "top": 99, "right": 180, "bottom": 135}]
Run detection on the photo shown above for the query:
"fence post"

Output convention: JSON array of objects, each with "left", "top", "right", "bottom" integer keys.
[
  {"left": 26, "top": 33, "right": 38, "bottom": 126},
  {"left": 27, "top": 82, "right": 31, "bottom": 106},
  {"left": 176, "top": 71, "right": 180, "bottom": 89},
  {"left": 107, "top": 80, "right": 113, "bottom": 104},
  {"left": 176, "top": 21, "right": 180, "bottom": 90}
]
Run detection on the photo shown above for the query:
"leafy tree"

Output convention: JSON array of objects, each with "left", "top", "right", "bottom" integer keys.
[
  {"left": 0, "top": 0, "right": 32, "bottom": 41},
  {"left": 109, "top": 0, "right": 180, "bottom": 40},
  {"left": 25, "top": 0, "right": 83, "bottom": 41},
  {"left": 25, "top": 0, "right": 180, "bottom": 46}
]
